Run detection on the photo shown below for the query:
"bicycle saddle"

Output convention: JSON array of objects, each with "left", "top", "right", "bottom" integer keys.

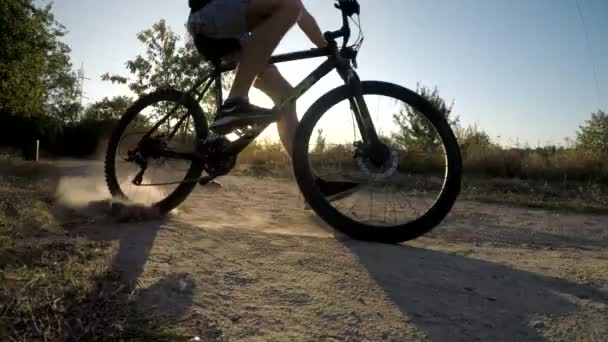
[{"left": 193, "top": 35, "right": 241, "bottom": 65}]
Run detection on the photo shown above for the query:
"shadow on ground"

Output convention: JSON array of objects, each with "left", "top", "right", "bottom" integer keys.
[
  {"left": 343, "top": 239, "right": 608, "bottom": 342},
  {"left": 63, "top": 203, "right": 199, "bottom": 335},
  {"left": 55, "top": 186, "right": 607, "bottom": 341}
]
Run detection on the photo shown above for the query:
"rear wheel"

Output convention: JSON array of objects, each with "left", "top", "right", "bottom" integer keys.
[
  {"left": 104, "top": 88, "right": 208, "bottom": 213},
  {"left": 293, "top": 81, "right": 462, "bottom": 243}
]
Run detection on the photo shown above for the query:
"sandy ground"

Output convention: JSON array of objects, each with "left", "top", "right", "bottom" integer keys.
[{"left": 53, "top": 160, "right": 608, "bottom": 341}]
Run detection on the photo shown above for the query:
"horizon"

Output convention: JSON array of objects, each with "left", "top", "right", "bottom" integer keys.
[{"left": 48, "top": 0, "right": 607, "bottom": 147}]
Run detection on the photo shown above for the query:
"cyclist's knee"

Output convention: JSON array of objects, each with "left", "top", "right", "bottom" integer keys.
[
  {"left": 278, "top": 0, "right": 303, "bottom": 21},
  {"left": 247, "top": 0, "right": 301, "bottom": 27},
  {"left": 258, "top": 64, "right": 280, "bottom": 80},
  {"left": 255, "top": 65, "right": 293, "bottom": 95}
]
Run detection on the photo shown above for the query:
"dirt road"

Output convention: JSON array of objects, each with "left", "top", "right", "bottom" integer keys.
[{"left": 54, "top": 160, "right": 608, "bottom": 341}]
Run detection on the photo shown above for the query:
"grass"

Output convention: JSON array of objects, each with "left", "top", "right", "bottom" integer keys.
[
  {"left": 235, "top": 140, "right": 608, "bottom": 214},
  {"left": 462, "top": 177, "right": 608, "bottom": 214},
  {"left": 0, "top": 243, "right": 190, "bottom": 340},
  {"left": 0, "top": 159, "right": 192, "bottom": 341}
]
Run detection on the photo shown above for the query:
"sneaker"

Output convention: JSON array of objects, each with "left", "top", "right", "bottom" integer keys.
[
  {"left": 210, "top": 97, "right": 275, "bottom": 134},
  {"left": 304, "top": 178, "right": 362, "bottom": 210}
]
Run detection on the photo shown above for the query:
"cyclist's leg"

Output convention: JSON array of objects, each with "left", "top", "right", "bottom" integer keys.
[
  {"left": 228, "top": 0, "right": 303, "bottom": 100},
  {"left": 254, "top": 65, "right": 361, "bottom": 202},
  {"left": 253, "top": 65, "right": 297, "bottom": 157}
]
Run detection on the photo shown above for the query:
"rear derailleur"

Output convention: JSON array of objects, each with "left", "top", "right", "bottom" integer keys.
[{"left": 126, "top": 137, "right": 168, "bottom": 185}]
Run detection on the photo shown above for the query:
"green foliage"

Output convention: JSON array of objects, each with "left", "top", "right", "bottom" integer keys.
[
  {"left": 82, "top": 96, "right": 133, "bottom": 122},
  {"left": 392, "top": 84, "right": 459, "bottom": 151},
  {"left": 0, "top": 106, "right": 120, "bottom": 159},
  {"left": 576, "top": 110, "right": 608, "bottom": 156},
  {"left": 0, "top": 1, "right": 79, "bottom": 119},
  {"left": 0, "top": 0, "right": 49, "bottom": 115},
  {"left": 456, "top": 123, "right": 496, "bottom": 155},
  {"left": 41, "top": 9, "right": 80, "bottom": 122}
]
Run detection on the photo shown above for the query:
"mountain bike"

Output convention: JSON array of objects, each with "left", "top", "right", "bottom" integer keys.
[{"left": 104, "top": 0, "right": 462, "bottom": 243}]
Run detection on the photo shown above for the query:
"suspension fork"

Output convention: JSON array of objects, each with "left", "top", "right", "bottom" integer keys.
[
  {"left": 337, "top": 66, "right": 381, "bottom": 145},
  {"left": 337, "top": 63, "right": 391, "bottom": 165}
]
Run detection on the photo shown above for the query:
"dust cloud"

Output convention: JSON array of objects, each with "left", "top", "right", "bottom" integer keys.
[{"left": 55, "top": 168, "right": 169, "bottom": 222}]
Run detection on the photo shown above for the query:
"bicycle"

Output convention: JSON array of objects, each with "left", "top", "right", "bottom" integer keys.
[{"left": 104, "top": 0, "right": 462, "bottom": 243}]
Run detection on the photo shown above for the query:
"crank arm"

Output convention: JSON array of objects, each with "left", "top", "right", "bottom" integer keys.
[
  {"left": 159, "top": 149, "right": 202, "bottom": 162},
  {"left": 198, "top": 175, "right": 217, "bottom": 186}
]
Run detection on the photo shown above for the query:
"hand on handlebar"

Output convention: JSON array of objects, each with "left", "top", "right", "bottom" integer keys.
[
  {"left": 335, "top": 0, "right": 360, "bottom": 17},
  {"left": 323, "top": 0, "right": 360, "bottom": 49}
]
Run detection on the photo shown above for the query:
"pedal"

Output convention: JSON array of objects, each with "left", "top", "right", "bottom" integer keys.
[
  {"left": 207, "top": 180, "right": 223, "bottom": 189},
  {"left": 235, "top": 124, "right": 265, "bottom": 139},
  {"left": 199, "top": 176, "right": 222, "bottom": 189}
]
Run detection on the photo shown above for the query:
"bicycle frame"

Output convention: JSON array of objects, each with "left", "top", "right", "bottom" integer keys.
[
  {"left": 157, "top": 43, "right": 380, "bottom": 161},
  {"left": 142, "top": 0, "right": 383, "bottom": 166},
  {"left": 211, "top": 47, "right": 342, "bottom": 156}
]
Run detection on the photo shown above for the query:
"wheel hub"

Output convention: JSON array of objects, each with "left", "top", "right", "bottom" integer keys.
[{"left": 354, "top": 141, "right": 399, "bottom": 180}]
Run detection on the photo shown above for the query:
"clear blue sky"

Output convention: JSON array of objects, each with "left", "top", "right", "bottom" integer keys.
[{"left": 48, "top": 0, "right": 607, "bottom": 146}]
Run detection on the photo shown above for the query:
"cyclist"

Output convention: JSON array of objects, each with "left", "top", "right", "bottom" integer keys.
[{"left": 187, "top": 0, "right": 361, "bottom": 202}]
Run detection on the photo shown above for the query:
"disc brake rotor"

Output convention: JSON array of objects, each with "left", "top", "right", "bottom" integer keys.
[{"left": 354, "top": 142, "right": 399, "bottom": 181}]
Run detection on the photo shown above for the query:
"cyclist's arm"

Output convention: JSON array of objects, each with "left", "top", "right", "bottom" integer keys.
[{"left": 297, "top": 6, "right": 327, "bottom": 48}]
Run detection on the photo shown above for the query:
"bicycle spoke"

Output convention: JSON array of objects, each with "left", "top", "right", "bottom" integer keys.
[
  {"left": 109, "top": 94, "right": 204, "bottom": 209},
  {"left": 298, "top": 81, "right": 460, "bottom": 239},
  {"left": 368, "top": 185, "right": 373, "bottom": 222},
  {"left": 383, "top": 183, "right": 389, "bottom": 223},
  {"left": 398, "top": 190, "right": 420, "bottom": 219},
  {"left": 391, "top": 187, "right": 398, "bottom": 225},
  {"left": 348, "top": 189, "right": 364, "bottom": 215}
]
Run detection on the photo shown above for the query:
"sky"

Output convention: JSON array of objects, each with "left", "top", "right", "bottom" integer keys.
[{"left": 48, "top": 0, "right": 607, "bottom": 147}]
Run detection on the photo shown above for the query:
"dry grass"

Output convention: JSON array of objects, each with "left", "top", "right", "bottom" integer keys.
[
  {"left": 462, "top": 147, "right": 608, "bottom": 182},
  {"left": 463, "top": 177, "right": 608, "bottom": 214},
  {"left": 235, "top": 140, "right": 608, "bottom": 214},
  {"left": 0, "top": 160, "right": 190, "bottom": 341}
]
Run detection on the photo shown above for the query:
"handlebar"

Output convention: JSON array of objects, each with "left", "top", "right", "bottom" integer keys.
[{"left": 323, "top": 0, "right": 360, "bottom": 49}]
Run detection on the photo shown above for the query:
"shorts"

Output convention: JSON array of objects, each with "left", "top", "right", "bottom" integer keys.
[{"left": 187, "top": 0, "right": 250, "bottom": 40}]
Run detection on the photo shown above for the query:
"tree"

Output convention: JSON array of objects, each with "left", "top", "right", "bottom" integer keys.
[
  {"left": 455, "top": 123, "right": 495, "bottom": 153},
  {"left": 0, "top": 1, "right": 78, "bottom": 119},
  {"left": 0, "top": 0, "right": 50, "bottom": 115},
  {"left": 102, "top": 20, "right": 219, "bottom": 115},
  {"left": 576, "top": 110, "right": 608, "bottom": 156},
  {"left": 391, "top": 84, "right": 459, "bottom": 151},
  {"left": 82, "top": 96, "right": 133, "bottom": 122},
  {"left": 42, "top": 9, "right": 80, "bottom": 123}
]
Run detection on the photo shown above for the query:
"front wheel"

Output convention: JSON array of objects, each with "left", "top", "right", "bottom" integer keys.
[{"left": 293, "top": 81, "right": 462, "bottom": 243}]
